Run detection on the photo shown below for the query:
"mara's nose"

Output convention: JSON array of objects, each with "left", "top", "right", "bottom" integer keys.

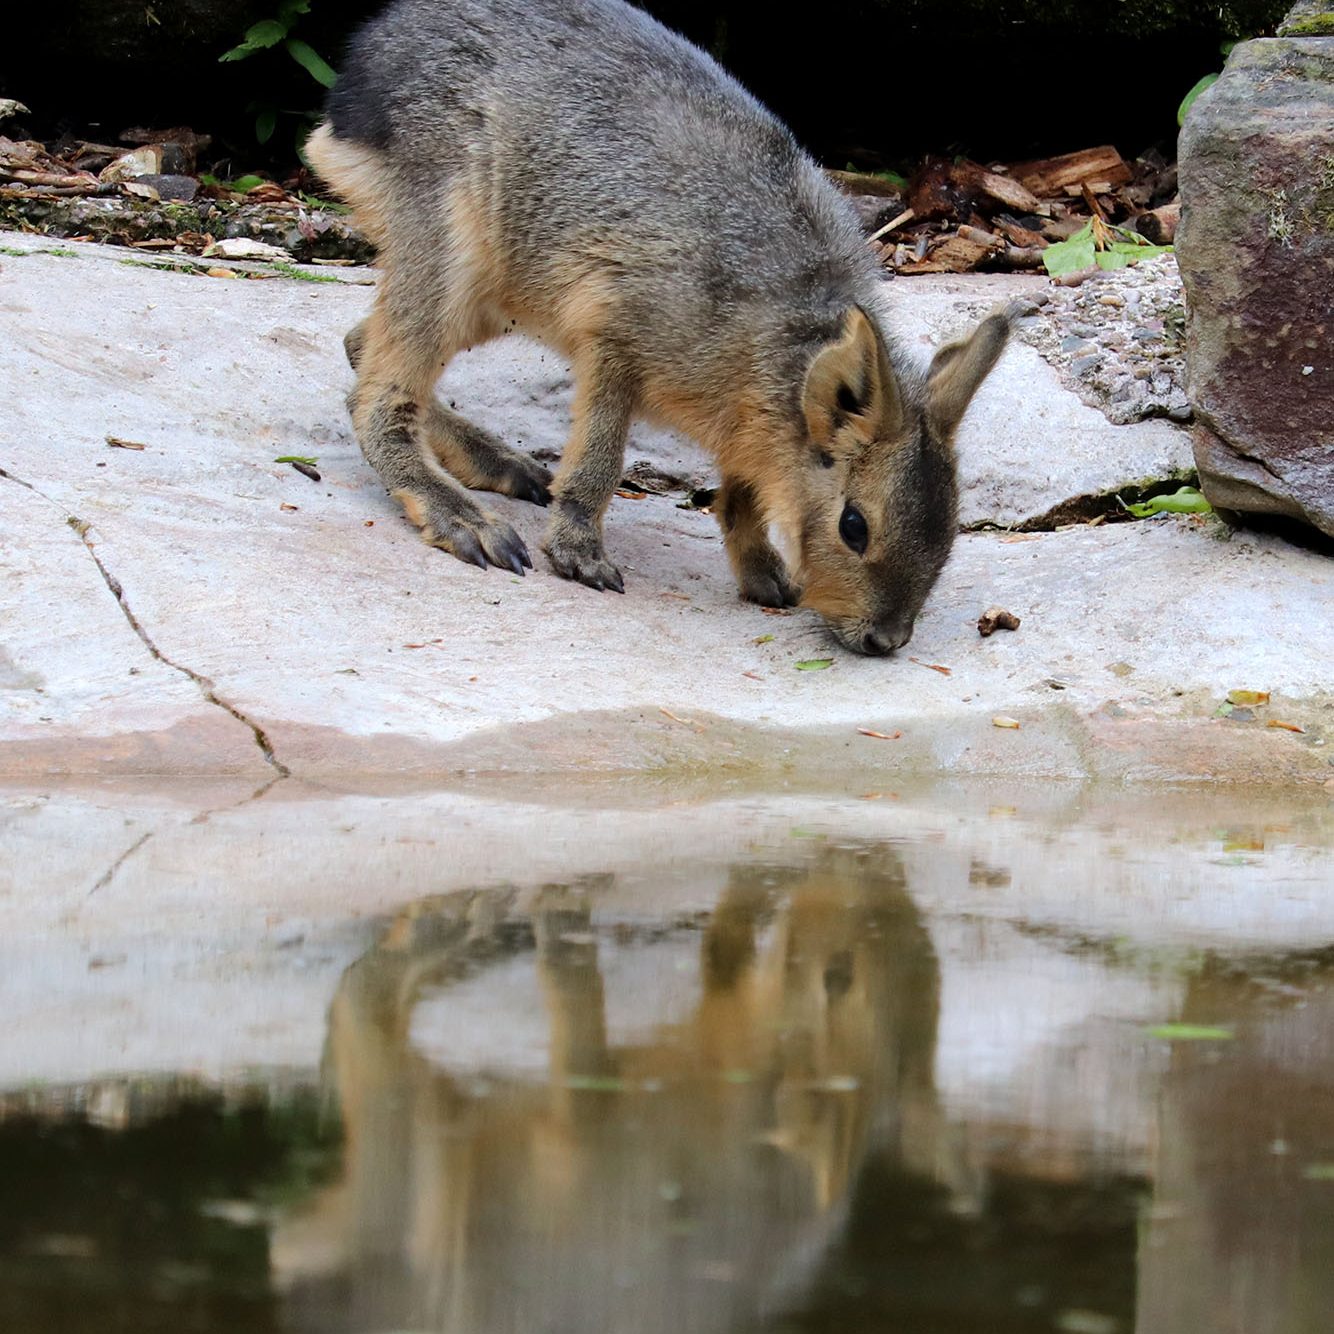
[{"left": 862, "top": 621, "right": 913, "bottom": 655}]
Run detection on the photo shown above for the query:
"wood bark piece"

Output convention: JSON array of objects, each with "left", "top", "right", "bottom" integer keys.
[
  {"left": 1133, "top": 201, "right": 1180, "bottom": 244},
  {"left": 825, "top": 169, "right": 905, "bottom": 200},
  {"left": 1011, "top": 146, "right": 1132, "bottom": 198}
]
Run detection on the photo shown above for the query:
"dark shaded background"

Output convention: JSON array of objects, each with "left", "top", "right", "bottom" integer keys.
[{"left": 0, "top": 1, "right": 1291, "bottom": 169}]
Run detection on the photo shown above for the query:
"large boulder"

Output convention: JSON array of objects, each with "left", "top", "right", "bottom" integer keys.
[{"left": 1176, "top": 9, "right": 1334, "bottom": 537}]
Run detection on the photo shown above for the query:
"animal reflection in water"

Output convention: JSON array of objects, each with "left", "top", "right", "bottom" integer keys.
[{"left": 274, "top": 848, "right": 951, "bottom": 1332}]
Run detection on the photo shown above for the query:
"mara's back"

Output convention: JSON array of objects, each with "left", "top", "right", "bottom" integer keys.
[{"left": 324, "top": 0, "right": 876, "bottom": 344}]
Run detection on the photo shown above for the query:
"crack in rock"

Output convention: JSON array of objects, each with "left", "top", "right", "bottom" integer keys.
[
  {"left": 88, "top": 831, "right": 153, "bottom": 897},
  {"left": 0, "top": 463, "right": 289, "bottom": 777}
]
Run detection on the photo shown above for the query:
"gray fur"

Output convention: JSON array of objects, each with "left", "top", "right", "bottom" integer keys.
[{"left": 316, "top": 0, "right": 1007, "bottom": 652}]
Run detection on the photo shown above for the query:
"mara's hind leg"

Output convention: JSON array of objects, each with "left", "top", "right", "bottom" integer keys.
[
  {"left": 345, "top": 319, "right": 552, "bottom": 508},
  {"left": 344, "top": 304, "right": 533, "bottom": 574},
  {"left": 716, "top": 477, "right": 801, "bottom": 608}
]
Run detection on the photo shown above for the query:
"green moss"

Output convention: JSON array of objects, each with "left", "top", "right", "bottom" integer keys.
[{"left": 1278, "top": 12, "right": 1334, "bottom": 36}]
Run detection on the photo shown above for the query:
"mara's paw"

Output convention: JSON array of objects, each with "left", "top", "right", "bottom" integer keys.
[
  {"left": 738, "top": 555, "right": 801, "bottom": 609},
  {"left": 494, "top": 452, "right": 553, "bottom": 508},
  {"left": 393, "top": 488, "right": 533, "bottom": 576},
  {"left": 542, "top": 521, "right": 624, "bottom": 593}
]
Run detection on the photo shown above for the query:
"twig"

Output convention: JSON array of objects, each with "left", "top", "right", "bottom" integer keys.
[{"left": 868, "top": 208, "right": 916, "bottom": 243}]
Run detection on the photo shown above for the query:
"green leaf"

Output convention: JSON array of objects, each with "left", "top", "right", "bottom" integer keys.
[
  {"left": 1120, "top": 486, "right": 1212, "bottom": 518},
  {"left": 275, "top": 455, "right": 319, "bottom": 466},
  {"left": 795, "top": 658, "right": 834, "bottom": 671},
  {"left": 1178, "top": 74, "right": 1219, "bottom": 126},
  {"left": 286, "top": 38, "right": 338, "bottom": 88},
  {"left": 229, "top": 174, "right": 266, "bottom": 194},
  {"left": 1303, "top": 1164, "right": 1334, "bottom": 1181},
  {"left": 1147, "top": 1023, "right": 1235, "bottom": 1041},
  {"left": 255, "top": 108, "right": 278, "bottom": 145},
  {"left": 563, "top": 1075, "right": 629, "bottom": 1092},
  {"left": 1042, "top": 222, "right": 1095, "bottom": 277},
  {"left": 277, "top": 0, "right": 312, "bottom": 24},
  {"left": 1095, "top": 240, "right": 1173, "bottom": 271},
  {"left": 220, "top": 19, "right": 290, "bottom": 62},
  {"left": 243, "top": 19, "right": 290, "bottom": 48}
]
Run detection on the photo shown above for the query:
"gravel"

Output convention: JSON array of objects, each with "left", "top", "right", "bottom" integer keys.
[{"left": 1012, "top": 255, "right": 1189, "bottom": 427}]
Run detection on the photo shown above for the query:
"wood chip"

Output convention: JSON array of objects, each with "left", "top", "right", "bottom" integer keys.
[
  {"left": 909, "top": 657, "right": 952, "bottom": 676},
  {"left": 1266, "top": 719, "right": 1305, "bottom": 733},
  {"left": 105, "top": 436, "right": 146, "bottom": 450},
  {"left": 992, "top": 716, "right": 1021, "bottom": 729},
  {"left": 1010, "top": 146, "right": 1132, "bottom": 198},
  {"left": 978, "top": 606, "right": 1021, "bottom": 636},
  {"left": 825, "top": 169, "right": 904, "bottom": 200},
  {"left": 856, "top": 727, "right": 903, "bottom": 740},
  {"left": 279, "top": 502, "right": 298, "bottom": 512}
]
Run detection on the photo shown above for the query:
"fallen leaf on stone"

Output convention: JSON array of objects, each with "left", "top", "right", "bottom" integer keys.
[
  {"left": 860, "top": 791, "right": 900, "bottom": 800},
  {"left": 1266, "top": 719, "right": 1305, "bottom": 733},
  {"left": 659, "top": 591, "right": 690, "bottom": 601},
  {"left": 992, "top": 715, "right": 1021, "bottom": 729},
  {"left": 761, "top": 606, "right": 792, "bottom": 616},
  {"left": 1227, "top": 689, "right": 1270, "bottom": 707},
  {"left": 754, "top": 633, "right": 775, "bottom": 645},
  {"left": 203, "top": 237, "right": 292, "bottom": 263},
  {"left": 742, "top": 671, "right": 763, "bottom": 680},
  {"left": 1120, "top": 486, "right": 1212, "bottom": 518},
  {"left": 909, "top": 657, "right": 952, "bottom": 675},
  {"left": 291, "top": 462, "right": 321, "bottom": 482},
  {"left": 660, "top": 706, "right": 704, "bottom": 729},
  {"left": 978, "top": 606, "right": 1021, "bottom": 636},
  {"left": 1146, "top": 1024, "right": 1234, "bottom": 1041},
  {"left": 999, "top": 533, "right": 1040, "bottom": 543},
  {"left": 105, "top": 436, "right": 147, "bottom": 450},
  {"left": 614, "top": 488, "right": 647, "bottom": 500},
  {"left": 275, "top": 454, "right": 318, "bottom": 466},
  {"left": 856, "top": 727, "right": 902, "bottom": 740},
  {"left": 279, "top": 502, "right": 299, "bottom": 512},
  {"left": 563, "top": 1075, "right": 629, "bottom": 1092},
  {"left": 206, "top": 267, "right": 238, "bottom": 279},
  {"left": 403, "top": 639, "right": 445, "bottom": 649},
  {"left": 795, "top": 658, "right": 833, "bottom": 671}
]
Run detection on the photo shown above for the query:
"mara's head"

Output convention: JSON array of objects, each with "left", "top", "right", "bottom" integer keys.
[{"left": 786, "top": 305, "right": 1009, "bottom": 655}]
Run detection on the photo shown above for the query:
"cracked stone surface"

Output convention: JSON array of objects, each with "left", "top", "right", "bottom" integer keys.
[{"left": 1, "top": 232, "right": 1331, "bottom": 786}]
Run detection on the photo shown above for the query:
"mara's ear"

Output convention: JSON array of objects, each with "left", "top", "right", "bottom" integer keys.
[
  {"left": 925, "top": 309, "right": 1010, "bottom": 439},
  {"left": 802, "top": 306, "right": 905, "bottom": 451}
]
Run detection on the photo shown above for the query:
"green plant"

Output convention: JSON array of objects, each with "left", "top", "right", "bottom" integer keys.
[
  {"left": 220, "top": 0, "right": 336, "bottom": 147},
  {"left": 1177, "top": 73, "right": 1219, "bottom": 125},
  {"left": 1042, "top": 218, "right": 1172, "bottom": 277},
  {"left": 1178, "top": 40, "right": 1239, "bottom": 126}
]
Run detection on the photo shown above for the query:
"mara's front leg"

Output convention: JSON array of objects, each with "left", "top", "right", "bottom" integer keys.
[
  {"left": 716, "top": 477, "right": 801, "bottom": 608},
  {"left": 541, "top": 344, "right": 637, "bottom": 593}
]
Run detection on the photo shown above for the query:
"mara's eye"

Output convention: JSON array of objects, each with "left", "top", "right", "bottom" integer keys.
[{"left": 839, "top": 502, "right": 868, "bottom": 555}]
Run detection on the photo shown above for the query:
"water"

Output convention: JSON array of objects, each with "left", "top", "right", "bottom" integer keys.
[{"left": 2, "top": 782, "right": 1332, "bottom": 1332}]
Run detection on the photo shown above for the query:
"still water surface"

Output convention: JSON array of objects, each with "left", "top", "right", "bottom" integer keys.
[{"left": 2, "top": 816, "right": 1332, "bottom": 1333}]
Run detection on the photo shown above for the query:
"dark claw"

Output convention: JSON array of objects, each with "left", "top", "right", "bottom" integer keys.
[
  {"left": 607, "top": 570, "right": 625, "bottom": 594},
  {"left": 450, "top": 527, "right": 488, "bottom": 569},
  {"left": 516, "top": 477, "right": 553, "bottom": 507},
  {"left": 507, "top": 551, "right": 527, "bottom": 576}
]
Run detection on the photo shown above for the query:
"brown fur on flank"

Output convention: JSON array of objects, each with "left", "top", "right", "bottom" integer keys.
[{"left": 307, "top": 0, "right": 1010, "bottom": 653}]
